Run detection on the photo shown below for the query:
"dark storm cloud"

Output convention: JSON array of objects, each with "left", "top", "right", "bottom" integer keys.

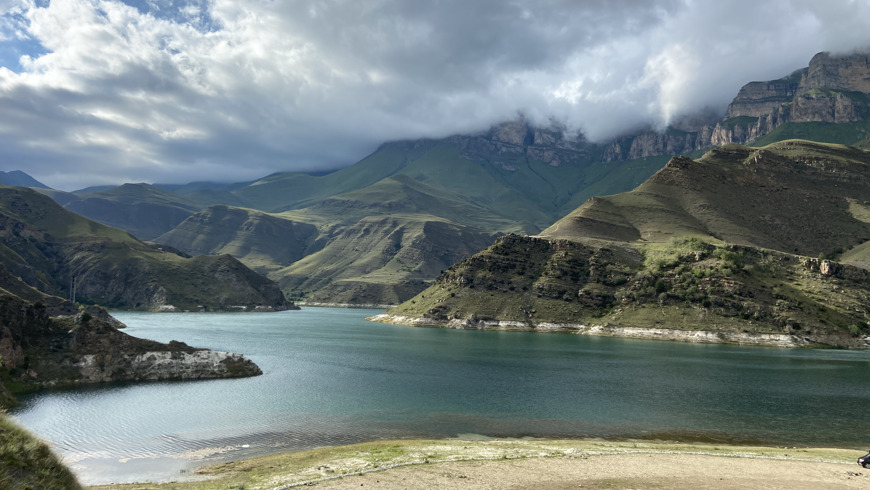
[{"left": 0, "top": 0, "right": 868, "bottom": 190}]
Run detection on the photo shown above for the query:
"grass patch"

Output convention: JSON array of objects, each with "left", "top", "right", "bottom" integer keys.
[
  {"left": 0, "top": 415, "right": 81, "bottom": 489},
  {"left": 751, "top": 120, "right": 870, "bottom": 147}
]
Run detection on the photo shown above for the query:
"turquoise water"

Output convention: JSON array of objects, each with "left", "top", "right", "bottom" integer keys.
[{"left": 10, "top": 308, "right": 870, "bottom": 484}]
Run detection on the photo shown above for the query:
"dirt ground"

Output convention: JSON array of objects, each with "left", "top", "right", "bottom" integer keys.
[
  {"left": 308, "top": 452, "right": 868, "bottom": 489},
  {"left": 91, "top": 439, "right": 869, "bottom": 490}
]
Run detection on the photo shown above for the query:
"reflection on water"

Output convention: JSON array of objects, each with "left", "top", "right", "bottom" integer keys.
[{"left": 10, "top": 308, "right": 870, "bottom": 484}]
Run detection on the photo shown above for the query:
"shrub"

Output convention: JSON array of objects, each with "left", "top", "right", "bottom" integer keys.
[{"left": 655, "top": 278, "right": 668, "bottom": 293}]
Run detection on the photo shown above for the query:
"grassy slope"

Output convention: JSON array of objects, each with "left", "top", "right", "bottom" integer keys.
[
  {"left": 58, "top": 118, "right": 870, "bottom": 306},
  {"left": 231, "top": 139, "right": 672, "bottom": 231},
  {"left": 164, "top": 139, "right": 686, "bottom": 304},
  {"left": 231, "top": 144, "right": 412, "bottom": 212},
  {"left": 299, "top": 174, "right": 530, "bottom": 233},
  {"left": 543, "top": 141, "right": 870, "bottom": 258},
  {"left": 752, "top": 120, "right": 870, "bottom": 147}
]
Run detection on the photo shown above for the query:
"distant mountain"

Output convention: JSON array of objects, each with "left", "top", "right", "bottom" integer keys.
[
  {"left": 374, "top": 140, "right": 870, "bottom": 349},
  {"left": 62, "top": 183, "right": 201, "bottom": 241},
  {"left": 0, "top": 170, "right": 49, "bottom": 188},
  {"left": 0, "top": 185, "right": 296, "bottom": 312},
  {"left": 156, "top": 205, "right": 322, "bottom": 276},
  {"left": 157, "top": 175, "right": 512, "bottom": 303}
]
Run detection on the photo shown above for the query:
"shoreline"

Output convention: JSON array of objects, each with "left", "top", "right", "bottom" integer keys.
[
  {"left": 87, "top": 438, "right": 868, "bottom": 489},
  {"left": 367, "top": 313, "right": 869, "bottom": 349},
  {"left": 297, "top": 302, "right": 395, "bottom": 309}
]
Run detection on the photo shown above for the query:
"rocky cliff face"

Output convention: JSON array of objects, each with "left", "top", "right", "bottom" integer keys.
[
  {"left": 450, "top": 119, "right": 593, "bottom": 168},
  {"left": 800, "top": 51, "right": 870, "bottom": 94},
  {"left": 726, "top": 79, "right": 800, "bottom": 118},
  {"left": 601, "top": 51, "right": 870, "bottom": 162}
]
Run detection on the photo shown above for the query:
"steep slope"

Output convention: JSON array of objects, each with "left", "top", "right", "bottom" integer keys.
[
  {"left": 542, "top": 141, "right": 870, "bottom": 260},
  {"left": 232, "top": 127, "right": 598, "bottom": 229},
  {"left": 154, "top": 127, "right": 677, "bottom": 304},
  {"left": 303, "top": 174, "right": 535, "bottom": 232},
  {"left": 0, "top": 186, "right": 295, "bottom": 312},
  {"left": 64, "top": 183, "right": 200, "bottom": 240},
  {"left": 154, "top": 180, "right": 250, "bottom": 209},
  {"left": 158, "top": 175, "right": 524, "bottom": 304},
  {"left": 374, "top": 141, "right": 870, "bottom": 349}
]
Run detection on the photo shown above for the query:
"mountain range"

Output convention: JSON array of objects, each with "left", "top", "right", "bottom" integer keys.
[
  {"left": 23, "top": 50, "right": 868, "bottom": 306},
  {"left": 9, "top": 50, "right": 870, "bottom": 309},
  {"left": 373, "top": 139, "right": 870, "bottom": 349}
]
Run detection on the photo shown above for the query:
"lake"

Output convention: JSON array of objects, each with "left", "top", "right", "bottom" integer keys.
[{"left": 10, "top": 307, "right": 870, "bottom": 485}]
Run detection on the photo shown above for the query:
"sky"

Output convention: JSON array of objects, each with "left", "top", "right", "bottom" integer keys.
[{"left": 0, "top": 0, "right": 869, "bottom": 191}]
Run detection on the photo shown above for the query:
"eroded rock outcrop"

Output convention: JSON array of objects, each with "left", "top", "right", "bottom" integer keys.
[{"left": 75, "top": 349, "right": 260, "bottom": 383}]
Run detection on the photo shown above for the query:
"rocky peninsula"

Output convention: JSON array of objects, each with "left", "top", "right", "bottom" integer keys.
[{"left": 0, "top": 287, "right": 261, "bottom": 407}]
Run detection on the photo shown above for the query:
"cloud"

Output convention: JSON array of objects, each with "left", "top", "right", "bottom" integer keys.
[{"left": 0, "top": 0, "right": 868, "bottom": 190}]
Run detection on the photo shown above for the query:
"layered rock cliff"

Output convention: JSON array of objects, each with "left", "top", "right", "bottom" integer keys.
[
  {"left": 449, "top": 119, "right": 594, "bottom": 168},
  {"left": 601, "top": 51, "right": 870, "bottom": 161}
]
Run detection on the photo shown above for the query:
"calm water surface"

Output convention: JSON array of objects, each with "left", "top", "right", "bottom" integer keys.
[{"left": 10, "top": 308, "right": 870, "bottom": 484}]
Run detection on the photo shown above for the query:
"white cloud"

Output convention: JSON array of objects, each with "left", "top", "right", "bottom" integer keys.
[{"left": 0, "top": 0, "right": 867, "bottom": 190}]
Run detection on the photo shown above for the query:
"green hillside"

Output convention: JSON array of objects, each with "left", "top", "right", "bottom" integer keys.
[
  {"left": 376, "top": 140, "right": 870, "bottom": 348},
  {"left": 0, "top": 186, "right": 295, "bottom": 312},
  {"left": 751, "top": 120, "right": 870, "bottom": 148}
]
